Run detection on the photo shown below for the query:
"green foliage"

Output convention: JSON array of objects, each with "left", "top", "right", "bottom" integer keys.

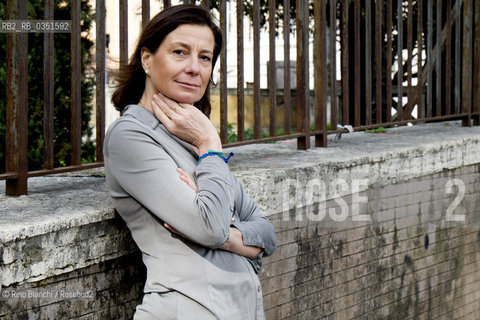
[
  {"left": 310, "top": 122, "right": 333, "bottom": 131},
  {"left": 365, "top": 126, "right": 387, "bottom": 134},
  {"left": 0, "top": 0, "right": 95, "bottom": 173},
  {"left": 224, "top": 123, "right": 287, "bottom": 143},
  {"left": 226, "top": 123, "right": 238, "bottom": 142}
]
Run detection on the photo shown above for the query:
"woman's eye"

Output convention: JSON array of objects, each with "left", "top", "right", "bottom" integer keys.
[
  {"left": 173, "top": 49, "right": 185, "bottom": 55},
  {"left": 201, "top": 56, "right": 212, "bottom": 62}
]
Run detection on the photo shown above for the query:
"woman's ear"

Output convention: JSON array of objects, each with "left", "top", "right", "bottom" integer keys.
[{"left": 141, "top": 47, "right": 151, "bottom": 75}]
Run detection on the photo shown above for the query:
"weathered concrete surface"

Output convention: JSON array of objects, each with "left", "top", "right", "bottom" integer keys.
[
  {"left": 0, "top": 173, "right": 111, "bottom": 243},
  {"left": 2, "top": 121, "right": 479, "bottom": 238},
  {"left": 1, "top": 121, "right": 480, "bottom": 319},
  {"left": 229, "top": 121, "right": 480, "bottom": 215},
  {"left": 260, "top": 163, "right": 480, "bottom": 319}
]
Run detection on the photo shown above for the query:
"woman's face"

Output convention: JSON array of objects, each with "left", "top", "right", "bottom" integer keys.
[{"left": 143, "top": 24, "right": 215, "bottom": 104}]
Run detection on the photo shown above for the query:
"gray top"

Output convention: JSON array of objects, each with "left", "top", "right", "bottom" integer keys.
[{"left": 103, "top": 105, "right": 276, "bottom": 319}]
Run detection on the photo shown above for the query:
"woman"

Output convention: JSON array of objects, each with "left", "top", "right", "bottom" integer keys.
[{"left": 104, "top": 4, "right": 276, "bottom": 319}]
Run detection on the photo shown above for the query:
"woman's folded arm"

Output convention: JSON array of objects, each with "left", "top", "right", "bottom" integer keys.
[{"left": 105, "top": 119, "right": 234, "bottom": 248}]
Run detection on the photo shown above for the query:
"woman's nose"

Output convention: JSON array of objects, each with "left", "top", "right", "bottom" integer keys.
[{"left": 185, "top": 56, "right": 200, "bottom": 75}]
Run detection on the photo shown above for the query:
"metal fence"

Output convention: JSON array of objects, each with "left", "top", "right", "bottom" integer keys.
[{"left": 1, "top": 0, "right": 479, "bottom": 196}]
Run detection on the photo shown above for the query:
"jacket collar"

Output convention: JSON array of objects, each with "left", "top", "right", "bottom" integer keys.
[
  {"left": 123, "top": 104, "right": 159, "bottom": 130},
  {"left": 123, "top": 104, "right": 198, "bottom": 159}
]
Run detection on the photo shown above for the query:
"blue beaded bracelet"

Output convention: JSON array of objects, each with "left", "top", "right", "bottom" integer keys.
[{"left": 198, "top": 150, "right": 234, "bottom": 164}]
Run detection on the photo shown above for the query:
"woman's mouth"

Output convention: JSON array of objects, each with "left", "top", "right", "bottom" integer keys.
[{"left": 176, "top": 81, "right": 200, "bottom": 88}]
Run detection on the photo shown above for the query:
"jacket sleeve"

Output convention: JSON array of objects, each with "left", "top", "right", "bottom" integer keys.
[
  {"left": 230, "top": 175, "right": 277, "bottom": 271},
  {"left": 104, "top": 119, "right": 234, "bottom": 248}
]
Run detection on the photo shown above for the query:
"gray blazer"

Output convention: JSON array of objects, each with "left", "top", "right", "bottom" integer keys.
[{"left": 104, "top": 105, "right": 276, "bottom": 319}]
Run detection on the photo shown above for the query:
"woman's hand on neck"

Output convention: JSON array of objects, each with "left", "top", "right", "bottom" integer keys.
[
  {"left": 150, "top": 93, "right": 222, "bottom": 155},
  {"left": 140, "top": 79, "right": 222, "bottom": 155}
]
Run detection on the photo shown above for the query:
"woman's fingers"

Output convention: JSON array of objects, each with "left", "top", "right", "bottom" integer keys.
[
  {"left": 153, "top": 93, "right": 185, "bottom": 116},
  {"left": 151, "top": 97, "right": 172, "bottom": 124},
  {"left": 151, "top": 94, "right": 183, "bottom": 134},
  {"left": 177, "top": 168, "right": 198, "bottom": 193},
  {"left": 149, "top": 92, "right": 222, "bottom": 154},
  {"left": 157, "top": 92, "right": 188, "bottom": 111},
  {"left": 164, "top": 223, "right": 191, "bottom": 241},
  {"left": 152, "top": 94, "right": 175, "bottom": 118}
]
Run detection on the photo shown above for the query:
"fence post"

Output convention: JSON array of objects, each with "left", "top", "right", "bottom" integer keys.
[
  {"left": 314, "top": 0, "right": 327, "bottom": 147},
  {"left": 71, "top": 0, "right": 82, "bottom": 166},
  {"left": 96, "top": 0, "right": 106, "bottom": 162},
  {"left": 253, "top": 0, "right": 261, "bottom": 140},
  {"left": 237, "top": 1, "right": 245, "bottom": 141},
  {"left": 141, "top": 0, "right": 150, "bottom": 28},
  {"left": 5, "top": 0, "right": 28, "bottom": 196},
  {"left": 219, "top": 0, "right": 228, "bottom": 144},
  {"left": 283, "top": 0, "right": 291, "bottom": 136},
  {"left": 462, "top": 0, "right": 473, "bottom": 126},
  {"left": 44, "top": 0, "right": 54, "bottom": 170},
  {"left": 474, "top": 0, "right": 480, "bottom": 125},
  {"left": 296, "top": 0, "right": 310, "bottom": 150},
  {"left": 268, "top": 0, "right": 277, "bottom": 138}
]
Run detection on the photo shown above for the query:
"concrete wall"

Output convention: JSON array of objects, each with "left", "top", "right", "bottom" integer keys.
[
  {"left": 261, "top": 163, "right": 480, "bottom": 319},
  {"left": 1, "top": 121, "right": 480, "bottom": 319}
]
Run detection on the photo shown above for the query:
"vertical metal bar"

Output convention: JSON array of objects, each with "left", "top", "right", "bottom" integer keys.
[
  {"left": 445, "top": 0, "right": 452, "bottom": 116},
  {"left": 142, "top": 0, "right": 150, "bottom": 28},
  {"left": 462, "top": 0, "right": 473, "bottom": 126},
  {"left": 397, "top": 0, "right": 404, "bottom": 120},
  {"left": 253, "top": 0, "right": 261, "bottom": 139},
  {"left": 474, "top": 0, "right": 480, "bottom": 125},
  {"left": 375, "top": 0, "right": 383, "bottom": 124},
  {"left": 341, "top": 0, "right": 349, "bottom": 125},
  {"left": 119, "top": 0, "right": 128, "bottom": 67},
  {"left": 315, "top": 0, "right": 328, "bottom": 147},
  {"left": 454, "top": 0, "right": 461, "bottom": 114},
  {"left": 163, "top": 0, "right": 171, "bottom": 8},
  {"left": 296, "top": 0, "right": 310, "bottom": 149},
  {"left": 269, "top": 0, "right": 277, "bottom": 136},
  {"left": 436, "top": 0, "right": 443, "bottom": 116},
  {"left": 283, "top": 0, "right": 291, "bottom": 134},
  {"left": 330, "top": 0, "right": 337, "bottom": 129},
  {"left": 237, "top": 0, "right": 245, "bottom": 141},
  {"left": 365, "top": 0, "right": 372, "bottom": 124},
  {"left": 96, "top": 0, "right": 106, "bottom": 162},
  {"left": 417, "top": 0, "right": 424, "bottom": 119},
  {"left": 354, "top": 0, "right": 360, "bottom": 126},
  {"left": 427, "top": 0, "right": 433, "bottom": 117},
  {"left": 386, "top": 0, "right": 393, "bottom": 123},
  {"left": 202, "top": 0, "right": 211, "bottom": 119},
  {"left": 71, "top": 0, "right": 82, "bottom": 166},
  {"left": 407, "top": 0, "right": 413, "bottom": 119},
  {"left": 220, "top": 0, "right": 228, "bottom": 143},
  {"left": 5, "top": 0, "right": 28, "bottom": 196},
  {"left": 44, "top": 0, "right": 54, "bottom": 170}
]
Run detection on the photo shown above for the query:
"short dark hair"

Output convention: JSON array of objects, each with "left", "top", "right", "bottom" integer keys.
[{"left": 111, "top": 4, "right": 222, "bottom": 117}]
